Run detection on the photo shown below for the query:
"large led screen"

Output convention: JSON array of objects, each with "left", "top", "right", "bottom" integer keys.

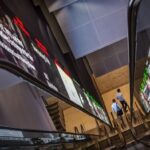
[
  {"left": 0, "top": 1, "right": 68, "bottom": 98},
  {"left": 0, "top": 0, "right": 110, "bottom": 125}
]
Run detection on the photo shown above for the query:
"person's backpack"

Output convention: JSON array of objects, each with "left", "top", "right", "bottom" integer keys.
[{"left": 116, "top": 103, "right": 123, "bottom": 116}]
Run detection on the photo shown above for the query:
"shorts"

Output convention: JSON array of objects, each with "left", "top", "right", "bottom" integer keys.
[{"left": 117, "top": 109, "right": 123, "bottom": 116}]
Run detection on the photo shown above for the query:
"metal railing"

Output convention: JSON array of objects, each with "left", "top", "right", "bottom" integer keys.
[{"left": 0, "top": 126, "right": 99, "bottom": 148}]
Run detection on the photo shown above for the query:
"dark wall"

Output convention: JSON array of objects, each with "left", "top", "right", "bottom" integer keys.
[
  {"left": 0, "top": 81, "right": 56, "bottom": 131},
  {"left": 86, "top": 38, "right": 128, "bottom": 77}
]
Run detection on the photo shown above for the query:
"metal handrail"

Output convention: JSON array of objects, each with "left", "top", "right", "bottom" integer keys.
[
  {"left": 0, "top": 125, "right": 102, "bottom": 137},
  {"left": 0, "top": 126, "right": 100, "bottom": 148}
]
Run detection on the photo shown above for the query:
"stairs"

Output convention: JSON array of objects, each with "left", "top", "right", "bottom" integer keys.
[
  {"left": 99, "top": 138, "right": 110, "bottom": 149},
  {"left": 122, "top": 129, "right": 134, "bottom": 143},
  {"left": 47, "top": 102, "right": 66, "bottom": 132}
]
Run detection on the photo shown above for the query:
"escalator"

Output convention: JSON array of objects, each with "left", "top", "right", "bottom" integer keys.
[{"left": 128, "top": 0, "right": 150, "bottom": 147}]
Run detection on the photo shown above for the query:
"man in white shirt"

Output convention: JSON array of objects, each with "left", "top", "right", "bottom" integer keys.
[
  {"left": 112, "top": 99, "right": 126, "bottom": 128},
  {"left": 116, "top": 89, "right": 128, "bottom": 112},
  {"left": 112, "top": 99, "right": 123, "bottom": 117}
]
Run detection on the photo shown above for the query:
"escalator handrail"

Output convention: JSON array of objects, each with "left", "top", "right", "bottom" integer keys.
[
  {"left": 0, "top": 125, "right": 100, "bottom": 137},
  {"left": 0, "top": 126, "right": 100, "bottom": 148}
]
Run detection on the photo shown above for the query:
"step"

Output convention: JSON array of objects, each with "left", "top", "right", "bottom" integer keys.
[
  {"left": 110, "top": 135, "right": 122, "bottom": 145},
  {"left": 99, "top": 139, "right": 110, "bottom": 149},
  {"left": 134, "top": 124, "right": 147, "bottom": 136},
  {"left": 47, "top": 106, "right": 59, "bottom": 112},
  {"left": 122, "top": 130, "right": 134, "bottom": 142}
]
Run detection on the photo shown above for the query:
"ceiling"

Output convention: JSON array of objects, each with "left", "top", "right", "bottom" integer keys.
[{"left": 52, "top": 0, "right": 129, "bottom": 59}]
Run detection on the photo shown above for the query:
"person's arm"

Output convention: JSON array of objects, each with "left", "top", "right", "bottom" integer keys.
[
  {"left": 116, "top": 93, "right": 119, "bottom": 100},
  {"left": 112, "top": 105, "right": 115, "bottom": 112}
]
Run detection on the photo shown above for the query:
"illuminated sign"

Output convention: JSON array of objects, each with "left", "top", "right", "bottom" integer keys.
[
  {"left": 0, "top": 23, "right": 35, "bottom": 70},
  {"left": 0, "top": 3, "right": 64, "bottom": 93}
]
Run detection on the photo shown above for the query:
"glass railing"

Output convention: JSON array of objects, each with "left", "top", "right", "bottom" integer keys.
[{"left": 0, "top": 126, "right": 99, "bottom": 148}]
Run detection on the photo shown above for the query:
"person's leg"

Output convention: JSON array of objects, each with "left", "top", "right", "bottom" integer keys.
[
  {"left": 120, "top": 101, "right": 126, "bottom": 111},
  {"left": 124, "top": 101, "right": 128, "bottom": 111},
  {"left": 122, "top": 101, "right": 128, "bottom": 111},
  {"left": 118, "top": 115, "right": 126, "bottom": 128}
]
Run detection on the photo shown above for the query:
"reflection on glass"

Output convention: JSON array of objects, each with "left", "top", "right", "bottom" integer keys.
[{"left": 135, "top": 0, "right": 150, "bottom": 113}]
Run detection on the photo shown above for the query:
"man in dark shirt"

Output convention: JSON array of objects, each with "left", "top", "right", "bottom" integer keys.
[{"left": 116, "top": 89, "right": 128, "bottom": 112}]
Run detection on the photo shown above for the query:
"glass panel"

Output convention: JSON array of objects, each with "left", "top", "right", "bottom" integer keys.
[{"left": 135, "top": 0, "right": 150, "bottom": 113}]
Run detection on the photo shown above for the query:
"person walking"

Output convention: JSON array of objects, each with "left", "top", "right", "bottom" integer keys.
[
  {"left": 116, "top": 89, "right": 128, "bottom": 112},
  {"left": 112, "top": 99, "right": 123, "bottom": 118},
  {"left": 111, "top": 99, "right": 126, "bottom": 128}
]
